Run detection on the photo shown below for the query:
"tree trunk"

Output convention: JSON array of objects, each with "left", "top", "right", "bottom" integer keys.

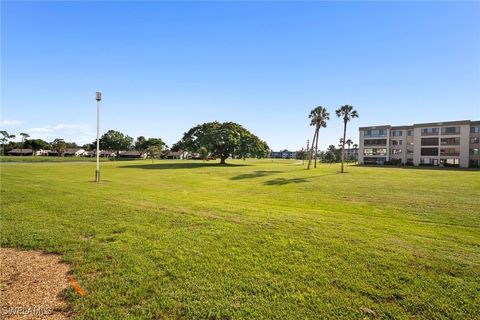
[
  {"left": 307, "top": 127, "right": 318, "bottom": 170},
  {"left": 314, "top": 129, "right": 320, "bottom": 168},
  {"left": 220, "top": 156, "right": 227, "bottom": 165},
  {"left": 341, "top": 119, "right": 347, "bottom": 173}
]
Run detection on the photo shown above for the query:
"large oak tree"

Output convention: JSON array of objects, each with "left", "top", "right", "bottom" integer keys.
[
  {"left": 99, "top": 130, "right": 133, "bottom": 157},
  {"left": 173, "top": 121, "right": 269, "bottom": 164}
]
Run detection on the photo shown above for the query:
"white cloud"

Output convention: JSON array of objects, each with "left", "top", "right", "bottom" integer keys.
[
  {"left": 0, "top": 119, "right": 21, "bottom": 126},
  {"left": 25, "top": 123, "right": 95, "bottom": 144}
]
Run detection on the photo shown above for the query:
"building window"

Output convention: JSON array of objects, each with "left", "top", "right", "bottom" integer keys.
[
  {"left": 421, "top": 138, "right": 439, "bottom": 146},
  {"left": 407, "top": 149, "right": 414, "bottom": 154},
  {"left": 440, "top": 148, "right": 460, "bottom": 156},
  {"left": 363, "top": 148, "right": 387, "bottom": 156},
  {"left": 391, "top": 148, "right": 402, "bottom": 155},
  {"left": 471, "top": 126, "right": 480, "bottom": 133},
  {"left": 407, "top": 130, "right": 413, "bottom": 136},
  {"left": 421, "top": 128, "right": 439, "bottom": 136},
  {"left": 441, "top": 126, "right": 460, "bottom": 135},
  {"left": 420, "top": 158, "right": 438, "bottom": 165},
  {"left": 391, "top": 130, "right": 403, "bottom": 137},
  {"left": 440, "top": 158, "right": 459, "bottom": 166},
  {"left": 421, "top": 147, "right": 438, "bottom": 156},
  {"left": 440, "top": 137, "right": 460, "bottom": 145},
  {"left": 391, "top": 140, "right": 403, "bottom": 146},
  {"left": 364, "top": 129, "right": 387, "bottom": 138},
  {"left": 471, "top": 148, "right": 480, "bottom": 155},
  {"left": 471, "top": 137, "right": 480, "bottom": 144},
  {"left": 364, "top": 139, "right": 387, "bottom": 145}
]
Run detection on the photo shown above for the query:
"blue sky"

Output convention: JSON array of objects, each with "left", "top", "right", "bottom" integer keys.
[{"left": 1, "top": 1, "right": 479, "bottom": 150}]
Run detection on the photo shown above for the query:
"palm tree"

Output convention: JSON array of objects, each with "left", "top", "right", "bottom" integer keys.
[
  {"left": 335, "top": 105, "right": 359, "bottom": 173},
  {"left": 20, "top": 133, "right": 30, "bottom": 157},
  {"left": 353, "top": 143, "right": 359, "bottom": 163},
  {"left": 0, "top": 131, "right": 16, "bottom": 156},
  {"left": 345, "top": 138, "right": 353, "bottom": 164},
  {"left": 307, "top": 106, "right": 330, "bottom": 170}
]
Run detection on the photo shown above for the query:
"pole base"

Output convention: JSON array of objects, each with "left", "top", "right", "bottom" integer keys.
[{"left": 95, "top": 170, "right": 100, "bottom": 183}]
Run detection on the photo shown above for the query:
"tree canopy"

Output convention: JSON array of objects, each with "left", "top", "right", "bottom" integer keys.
[
  {"left": 99, "top": 130, "right": 133, "bottom": 157},
  {"left": 173, "top": 121, "right": 269, "bottom": 164},
  {"left": 135, "top": 136, "right": 166, "bottom": 152}
]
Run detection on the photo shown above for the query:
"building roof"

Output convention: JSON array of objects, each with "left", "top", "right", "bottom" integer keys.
[
  {"left": 118, "top": 150, "right": 144, "bottom": 156},
  {"left": 360, "top": 120, "right": 479, "bottom": 130},
  {"left": 413, "top": 120, "right": 472, "bottom": 128},
  {"left": 8, "top": 149, "right": 33, "bottom": 154},
  {"left": 64, "top": 148, "right": 84, "bottom": 154}
]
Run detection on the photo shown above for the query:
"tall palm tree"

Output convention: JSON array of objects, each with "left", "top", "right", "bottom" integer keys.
[
  {"left": 0, "top": 131, "right": 15, "bottom": 156},
  {"left": 335, "top": 105, "right": 359, "bottom": 173},
  {"left": 20, "top": 133, "right": 30, "bottom": 157},
  {"left": 307, "top": 106, "right": 330, "bottom": 170}
]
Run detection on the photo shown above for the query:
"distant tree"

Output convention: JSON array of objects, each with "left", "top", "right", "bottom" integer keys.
[
  {"left": 65, "top": 141, "right": 79, "bottom": 148},
  {"left": 173, "top": 121, "right": 269, "bottom": 164},
  {"left": 199, "top": 146, "right": 209, "bottom": 161},
  {"left": 336, "top": 105, "right": 359, "bottom": 173},
  {"left": 25, "top": 139, "right": 49, "bottom": 154},
  {"left": 51, "top": 138, "right": 67, "bottom": 156},
  {"left": 99, "top": 130, "right": 133, "bottom": 158},
  {"left": 0, "top": 131, "right": 16, "bottom": 156},
  {"left": 324, "top": 150, "right": 337, "bottom": 163},
  {"left": 82, "top": 142, "right": 95, "bottom": 151},
  {"left": 353, "top": 143, "right": 359, "bottom": 163},
  {"left": 328, "top": 144, "right": 342, "bottom": 162},
  {"left": 134, "top": 136, "right": 148, "bottom": 152},
  {"left": 345, "top": 139, "right": 353, "bottom": 162},
  {"left": 19, "top": 133, "right": 30, "bottom": 156},
  {"left": 135, "top": 136, "right": 166, "bottom": 154},
  {"left": 146, "top": 145, "right": 162, "bottom": 163},
  {"left": 307, "top": 106, "right": 330, "bottom": 170},
  {"left": 296, "top": 149, "right": 307, "bottom": 161}
]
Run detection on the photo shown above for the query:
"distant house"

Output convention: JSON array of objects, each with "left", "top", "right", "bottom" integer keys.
[
  {"left": 63, "top": 148, "right": 86, "bottom": 157},
  {"left": 8, "top": 149, "right": 34, "bottom": 156},
  {"left": 165, "top": 151, "right": 187, "bottom": 159},
  {"left": 36, "top": 149, "right": 51, "bottom": 156},
  {"left": 117, "top": 150, "right": 147, "bottom": 159},
  {"left": 270, "top": 151, "right": 297, "bottom": 159},
  {"left": 85, "top": 150, "right": 115, "bottom": 157}
]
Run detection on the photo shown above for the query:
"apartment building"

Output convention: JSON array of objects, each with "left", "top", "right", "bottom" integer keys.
[{"left": 358, "top": 120, "right": 480, "bottom": 168}]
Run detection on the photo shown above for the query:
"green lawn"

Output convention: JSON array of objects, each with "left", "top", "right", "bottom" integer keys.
[{"left": 1, "top": 159, "right": 479, "bottom": 319}]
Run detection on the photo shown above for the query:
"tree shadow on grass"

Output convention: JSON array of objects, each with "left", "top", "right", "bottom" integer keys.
[
  {"left": 230, "top": 170, "right": 283, "bottom": 180},
  {"left": 263, "top": 172, "right": 339, "bottom": 186},
  {"left": 118, "top": 162, "right": 251, "bottom": 170},
  {"left": 263, "top": 178, "right": 309, "bottom": 185}
]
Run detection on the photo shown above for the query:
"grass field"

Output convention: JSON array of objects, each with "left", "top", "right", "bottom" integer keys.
[{"left": 1, "top": 159, "right": 479, "bottom": 319}]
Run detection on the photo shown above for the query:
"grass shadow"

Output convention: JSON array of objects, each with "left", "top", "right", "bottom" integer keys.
[
  {"left": 230, "top": 170, "right": 283, "bottom": 180},
  {"left": 263, "top": 178, "right": 309, "bottom": 185},
  {"left": 118, "top": 162, "right": 251, "bottom": 170},
  {"left": 263, "top": 172, "right": 340, "bottom": 186}
]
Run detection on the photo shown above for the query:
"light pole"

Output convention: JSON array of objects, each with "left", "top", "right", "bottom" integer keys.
[{"left": 95, "top": 92, "right": 102, "bottom": 183}]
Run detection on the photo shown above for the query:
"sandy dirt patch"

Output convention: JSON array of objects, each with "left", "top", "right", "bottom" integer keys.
[{"left": 0, "top": 248, "right": 72, "bottom": 319}]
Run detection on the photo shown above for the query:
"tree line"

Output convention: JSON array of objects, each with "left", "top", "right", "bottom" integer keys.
[{"left": 2, "top": 105, "right": 357, "bottom": 166}]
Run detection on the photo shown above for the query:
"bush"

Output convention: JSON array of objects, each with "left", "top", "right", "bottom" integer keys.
[{"left": 385, "top": 159, "right": 402, "bottom": 166}]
